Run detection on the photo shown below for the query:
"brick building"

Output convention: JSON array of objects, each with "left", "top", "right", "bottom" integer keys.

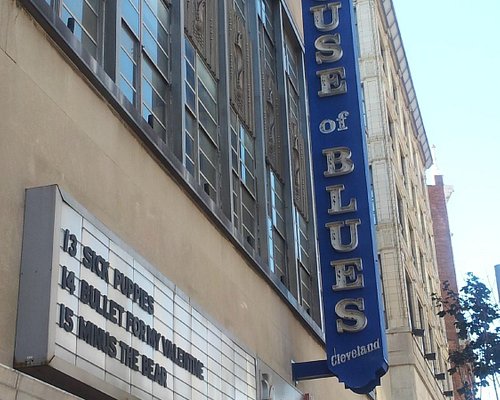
[{"left": 428, "top": 171, "right": 473, "bottom": 399}]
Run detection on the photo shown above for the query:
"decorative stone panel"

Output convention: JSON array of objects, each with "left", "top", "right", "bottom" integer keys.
[
  {"left": 185, "top": 0, "right": 219, "bottom": 77},
  {"left": 228, "top": 8, "right": 254, "bottom": 133}
]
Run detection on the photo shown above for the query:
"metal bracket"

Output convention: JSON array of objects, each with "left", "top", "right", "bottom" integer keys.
[{"left": 291, "top": 360, "right": 335, "bottom": 382}]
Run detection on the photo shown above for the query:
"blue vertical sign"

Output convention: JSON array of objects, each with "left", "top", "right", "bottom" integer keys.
[{"left": 292, "top": 0, "right": 388, "bottom": 394}]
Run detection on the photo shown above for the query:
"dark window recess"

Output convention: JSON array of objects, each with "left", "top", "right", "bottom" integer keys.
[
  {"left": 184, "top": 38, "right": 220, "bottom": 204},
  {"left": 231, "top": 110, "right": 257, "bottom": 249}
]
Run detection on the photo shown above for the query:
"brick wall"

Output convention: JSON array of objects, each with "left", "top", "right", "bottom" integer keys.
[{"left": 428, "top": 175, "right": 469, "bottom": 399}]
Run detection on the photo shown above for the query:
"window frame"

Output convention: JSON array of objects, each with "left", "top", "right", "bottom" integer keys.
[
  {"left": 117, "top": 0, "right": 171, "bottom": 140},
  {"left": 183, "top": 37, "right": 220, "bottom": 203},
  {"left": 231, "top": 109, "right": 258, "bottom": 248}
]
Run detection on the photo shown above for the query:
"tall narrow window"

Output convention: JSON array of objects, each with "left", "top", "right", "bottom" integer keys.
[
  {"left": 369, "top": 166, "right": 378, "bottom": 225},
  {"left": 406, "top": 273, "right": 415, "bottom": 329},
  {"left": 296, "top": 210, "right": 312, "bottom": 314},
  {"left": 427, "top": 325, "right": 434, "bottom": 362},
  {"left": 420, "top": 252, "right": 428, "bottom": 292},
  {"left": 410, "top": 226, "right": 416, "bottom": 263},
  {"left": 388, "top": 117, "right": 396, "bottom": 152},
  {"left": 268, "top": 171, "right": 287, "bottom": 283},
  {"left": 259, "top": 2, "right": 290, "bottom": 287},
  {"left": 360, "top": 83, "right": 368, "bottom": 130},
  {"left": 184, "top": 38, "right": 219, "bottom": 202},
  {"left": 231, "top": 110, "right": 257, "bottom": 248},
  {"left": 378, "top": 254, "right": 388, "bottom": 327},
  {"left": 418, "top": 301, "right": 426, "bottom": 353},
  {"left": 285, "top": 31, "right": 314, "bottom": 314},
  {"left": 285, "top": 33, "right": 308, "bottom": 217},
  {"left": 60, "top": 0, "right": 100, "bottom": 58},
  {"left": 400, "top": 151, "right": 407, "bottom": 186},
  {"left": 396, "top": 191, "right": 406, "bottom": 239},
  {"left": 118, "top": 0, "right": 170, "bottom": 140},
  {"left": 259, "top": 0, "right": 282, "bottom": 177}
]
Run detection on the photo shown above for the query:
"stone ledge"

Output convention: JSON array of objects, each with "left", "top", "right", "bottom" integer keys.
[{"left": 0, "top": 364, "right": 82, "bottom": 400}]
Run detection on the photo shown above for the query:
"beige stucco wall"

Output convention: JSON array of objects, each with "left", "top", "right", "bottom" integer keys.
[
  {"left": 0, "top": 1, "right": 366, "bottom": 399},
  {"left": 0, "top": 364, "right": 83, "bottom": 400}
]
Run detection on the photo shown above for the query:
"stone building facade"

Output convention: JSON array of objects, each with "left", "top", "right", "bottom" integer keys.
[{"left": 356, "top": 0, "right": 454, "bottom": 399}]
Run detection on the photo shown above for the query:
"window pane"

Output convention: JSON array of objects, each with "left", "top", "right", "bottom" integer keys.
[
  {"left": 243, "top": 128, "right": 254, "bottom": 152},
  {"left": 142, "top": 78, "right": 166, "bottom": 123},
  {"left": 144, "top": 0, "right": 169, "bottom": 28},
  {"left": 142, "top": 0, "right": 169, "bottom": 72},
  {"left": 231, "top": 131, "right": 238, "bottom": 174},
  {"left": 270, "top": 174, "right": 285, "bottom": 235},
  {"left": 185, "top": 38, "right": 196, "bottom": 66},
  {"left": 62, "top": 0, "right": 98, "bottom": 57},
  {"left": 242, "top": 190, "right": 255, "bottom": 241},
  {"left": 142, "top": 59, "right": 167, "bottom": 100},
  {"left": 143, "top": 29, "right": 169, "bottom": 74},
  {"left": 142, "top": 0, "right": 169, "bottom": 42},
  {"left": 200, "top": 153, "right": 217, "bottom": 190},
  {"left": 197, "top": 61, "right": 217, "bottom": 99},
  {"left": 198, "top": 80, "right": 217, "bottom": 118},
  {"left": 243, "top": 148, "right": 254, "bottom": 171},
  {"left": 242, "top": 213, "right": 254, "bottom": 241},
  {"left": 232, "top": 174, "right": 240, "bottom": 222},
  {"left": 243, "top": 172, "right": 254, "bottom": 194},
  {"left": 200, "top": 130, "right": 218, "bottom": 191},
  {"left": 119, "top": 77, "right": 135, "bottom": 103},
  {"left": 185, "top": 61, "right": 195, "bottom": 88},
  {"left": 185, "top": 111, "right": 196, "bottom": 174},
  {"left": 262, "top": 0, "right": 273, "bottom": 35},
  {"left": 119, "top": 26, "right": 137, "bottom": 102},
  {"left": 122, "top": 0, "right": 139, "bottom": 35},
  {"left": 200, "top": 130, "right": 217, "bottom": 160},
  {"left": 119, "top": 50, "right": 135, "bottom": 86},
  {"left": 198, "top": 103, "right": 217, "bottom": 143},
  {"left": 272, "top": 230, "right": 286, "bottom": 277},
  {"left": 185, "top": 85, "right": 196, "bottom": 113},
  {"left": 121, "top": 24, "right": 136, "bottom": 56},
  {"left": 299, "top": 266, "right": 312, "bottom": 310},
  {"left": 63, "top": 0, "right": 98, "bottom": 41},
  {"left": 63, "top": 0, "right": 84, "bottom": 24},
  {"left": 185, "top": 110, "right": 196, "bottom": 137},
  {"left": 81, "top": 1, "right": 98, "bottom": 40},
  {"left": 185, "top": 135, "right": 194, "bottom": 161}
]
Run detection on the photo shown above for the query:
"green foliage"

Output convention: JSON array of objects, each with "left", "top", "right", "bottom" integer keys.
[{"left": 433, "top": 273, "right": 500, "bottom": 400}]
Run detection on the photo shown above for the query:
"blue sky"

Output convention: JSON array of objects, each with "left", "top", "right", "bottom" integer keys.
[{"left": 391, "top": 0, "right": 500, "bottom": 298}]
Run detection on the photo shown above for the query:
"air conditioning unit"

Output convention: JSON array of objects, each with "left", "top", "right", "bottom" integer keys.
[
  {"left": 435, "top": 373, "right": 446, "bottom": 381},
  {"left": 412, "top": 328, "right": 425, "bottom": 337}
]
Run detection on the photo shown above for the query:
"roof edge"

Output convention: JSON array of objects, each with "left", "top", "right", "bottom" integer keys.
[{"left": 380, "top": 0, "right": 433, "bottom": 169}]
